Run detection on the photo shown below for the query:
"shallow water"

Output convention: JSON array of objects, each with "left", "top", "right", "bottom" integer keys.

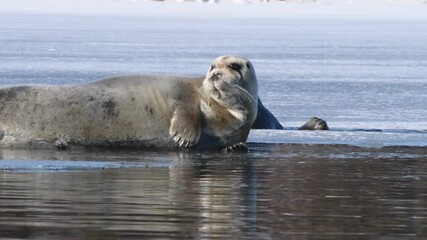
[
  {"left": 1, "top": 145, "right": 427, "bottom": 239},
  {"left": 0, "top": 8, "right": 427, "bottom": 239}
]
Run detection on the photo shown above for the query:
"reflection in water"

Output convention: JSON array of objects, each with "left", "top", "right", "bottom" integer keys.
[
  {"left": 168, "top": 152, "right": 259, "bottom": 239},
  {"left": 0, "top": 145, "right": 426, "bottom": 239}
]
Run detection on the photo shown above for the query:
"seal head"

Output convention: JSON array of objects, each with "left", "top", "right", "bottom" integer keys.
[
  {"left": 169, "top": 56, "right": 259, "bottom": 150},
  {"left": 201, "top": 56, "right": 258, "bottom": 135}
]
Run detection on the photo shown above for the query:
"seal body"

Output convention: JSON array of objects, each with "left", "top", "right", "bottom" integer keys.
[
  {"left": 252, "top": 99, "right": 283, "bottom": 130},
  {"left": 0, "top": 76, "right": 192, "bottom": 148},
  {"left": 0, "top": 56, "right": 261, "bottom": 150}
]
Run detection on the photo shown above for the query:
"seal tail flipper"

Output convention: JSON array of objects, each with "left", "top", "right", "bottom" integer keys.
[
  {"left": 252, "top": 98, "right": 283, "bottom": 130},
  {"left": 298, "top": 117, "right": 329, "bottom": 130}
]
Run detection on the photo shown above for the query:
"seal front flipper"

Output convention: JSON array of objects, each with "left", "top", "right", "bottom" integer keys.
[
  {"left": 169, "top": 107, "right": 201, "bottom": 148},
  {"left": 221, "top": 142, "right": 248, "bottom": 153}
]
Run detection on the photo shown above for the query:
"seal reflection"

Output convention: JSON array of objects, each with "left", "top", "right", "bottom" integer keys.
[{"left": 168, "top": 152, "right": 259, "bottom": 238}]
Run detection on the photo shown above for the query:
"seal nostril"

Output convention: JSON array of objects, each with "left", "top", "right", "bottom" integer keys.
[{"left": 211, "top": 72, "right": 222, "bottom": 81}]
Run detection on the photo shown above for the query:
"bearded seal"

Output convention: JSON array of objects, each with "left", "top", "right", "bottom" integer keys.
[{"left": 0, "top": 56, "right": 265, "bottom": 151}]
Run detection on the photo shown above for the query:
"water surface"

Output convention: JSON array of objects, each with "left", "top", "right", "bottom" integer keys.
[{"left": 1, "top": 145, "right": 426, "bottom": 239}]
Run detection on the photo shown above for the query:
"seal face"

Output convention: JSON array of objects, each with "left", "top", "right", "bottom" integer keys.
[{"left": 0, "top": 56, "right": 261, "bottom": 151}]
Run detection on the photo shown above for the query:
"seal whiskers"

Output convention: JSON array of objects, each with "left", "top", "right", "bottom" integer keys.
[{"left": 229, "top": 83, "right": 257, "bottom": 106}]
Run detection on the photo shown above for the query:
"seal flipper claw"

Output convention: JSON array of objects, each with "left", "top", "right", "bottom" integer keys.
[
  {"left": 221, "top": 142, "right": 248, "bottom": 153},
  {"left": 169, "top": 108, "right": 201, "bottom": 148},
  {"left": 54, "top": 134, "right": 70, "bottom": 150}
]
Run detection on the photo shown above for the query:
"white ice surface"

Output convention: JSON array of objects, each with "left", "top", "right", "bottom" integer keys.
[{"left": 248, "top": 129, "right": 427, "bottom": 147}]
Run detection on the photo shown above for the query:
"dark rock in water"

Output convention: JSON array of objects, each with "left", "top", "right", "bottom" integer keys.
[{"left": 298, "top": 117, "right": 329, "bottom": 130}]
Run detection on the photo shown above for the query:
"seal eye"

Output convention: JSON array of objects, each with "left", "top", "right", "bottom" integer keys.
[{"left": 228, "top": 63, "right": 242, "bottom": 72}]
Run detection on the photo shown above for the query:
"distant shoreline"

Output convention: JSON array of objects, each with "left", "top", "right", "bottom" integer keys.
[{"left": 1, "top": 0, "right": 427, "bottom": 19}]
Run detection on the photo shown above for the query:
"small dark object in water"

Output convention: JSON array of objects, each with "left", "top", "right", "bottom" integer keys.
[{"left": 298, "top": 117, "right": 329, "bottom": 130}]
